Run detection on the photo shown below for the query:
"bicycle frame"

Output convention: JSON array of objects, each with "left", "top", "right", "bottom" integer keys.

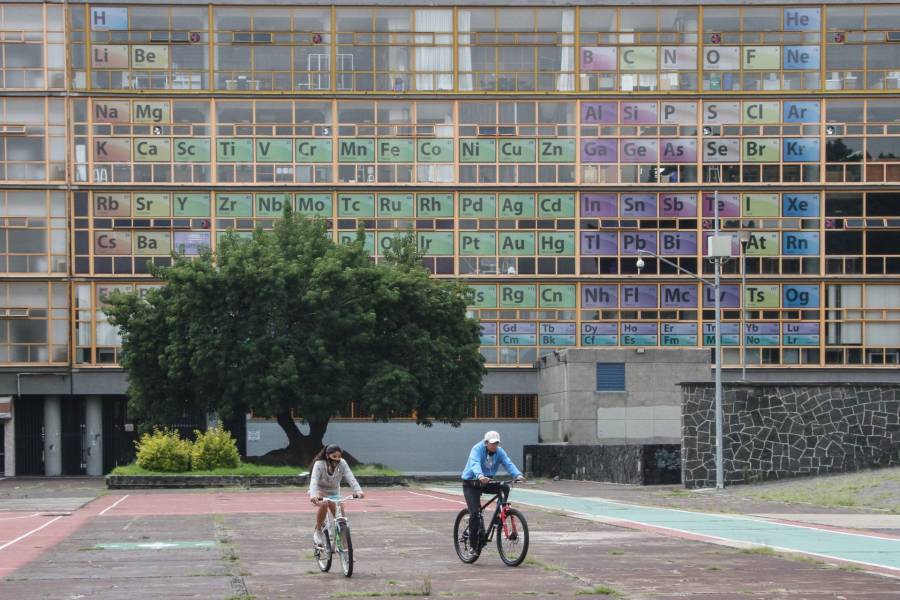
[
  {"left": 476, "top": 484, "right": 519, "bottom": 545},
  {"left": 321, "top": 495, "right": 354, "bottom": 546}
]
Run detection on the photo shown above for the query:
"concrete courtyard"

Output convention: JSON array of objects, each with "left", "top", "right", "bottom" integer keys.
[{"left": 1, "top": 478, "right": 898, "bottom": 599}]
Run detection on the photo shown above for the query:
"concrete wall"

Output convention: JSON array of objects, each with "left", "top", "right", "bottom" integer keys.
[
  {"left": 246, "top": 419, "right": 538, "bottom": 475},
  {"left": 681, "top": 382, "right": 900, "bottom": 488},
  {"left": 538, "top": 348, "right": 710, "bottom": 445}
]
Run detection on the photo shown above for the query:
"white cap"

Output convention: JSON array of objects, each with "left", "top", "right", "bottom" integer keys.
[{"left": 484, "top": 430, "right": 501, "bottom": 444}]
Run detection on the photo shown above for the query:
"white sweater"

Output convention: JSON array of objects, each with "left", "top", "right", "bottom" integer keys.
[{"left": 308, "top": 458, "right": 362, "bottom": 498}]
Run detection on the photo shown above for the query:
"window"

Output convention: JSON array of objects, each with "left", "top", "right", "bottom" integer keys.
[
  {"left": 89, "top": 6, "right": 209, "bottom": 91},
  {"left": 0, "top": 4, "right": 64, "bottom": 90},
  {"left": 0, "top": 282, "right": 67, "bottom": 364},
  {"left": 0, "top": 191, "right": 67, "bottom": 274},
  {"left": 458, "top": 8, "right": 575, "bottom": 92}
]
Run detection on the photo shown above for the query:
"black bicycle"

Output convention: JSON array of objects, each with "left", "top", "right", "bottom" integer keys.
[{"left": 453, "top": 480, "right": 529, "bottom": 567}]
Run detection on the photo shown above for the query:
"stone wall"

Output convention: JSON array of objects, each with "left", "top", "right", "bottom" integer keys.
[
  {"left": 523, "top": 443, "right": 681, "bottom": 485},
  {"left": 681, "top": 383, "right": 900, "bottom": 488}
]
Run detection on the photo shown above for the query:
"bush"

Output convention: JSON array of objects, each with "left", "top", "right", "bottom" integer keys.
[
  {"left": 191, "top": 425, "right": 240, "bottom": 470},
  {"left": 135, "top": 428, "right": 192, "bottom": 472}
]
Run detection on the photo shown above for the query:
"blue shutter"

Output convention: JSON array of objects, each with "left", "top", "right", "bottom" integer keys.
[{"left": 596, "top": 362, "right": 625, "bottom": 391}]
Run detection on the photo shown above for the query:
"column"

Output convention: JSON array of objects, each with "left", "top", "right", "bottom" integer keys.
[
  {"left": 85, "top": 396, "right": 103, "bottom": 476},
  {"left": 3, "top": 401, "right": 13, "bottom": 477},
  {"left": 43, "top": 396, "right": 62, "bottom": 476}
]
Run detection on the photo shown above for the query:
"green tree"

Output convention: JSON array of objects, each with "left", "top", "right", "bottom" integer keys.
[{"left": 106, "top": 208, "right": 485, "bottom": 465}]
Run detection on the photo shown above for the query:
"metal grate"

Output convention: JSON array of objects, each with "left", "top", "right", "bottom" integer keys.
[{"left": 596, "top": 362, "right": 626, "bottom": 392}]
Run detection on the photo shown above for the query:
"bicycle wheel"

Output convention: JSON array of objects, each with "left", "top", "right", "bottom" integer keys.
[
  {"left": 315, "top": 528, "right": 332, "bottom": 572},
  {"left": 336, "top": 521, "right": 354, "bottom": 577},
  {"left": 453, "top": 509, "right": 480, "bottom": 564},
  {"left": 496, "top": 508, "right": 529, "bottom": 567}
]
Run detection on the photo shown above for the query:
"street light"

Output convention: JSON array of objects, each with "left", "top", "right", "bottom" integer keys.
[
  {"left": 738, "top": 230, "right": 752, "bottom": 382},
  {"left": 635, "top": 192, "right": 733, "bottom": 490}
]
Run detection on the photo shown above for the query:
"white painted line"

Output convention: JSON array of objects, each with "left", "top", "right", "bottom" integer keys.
[
  {"left": 0, "top": 516, "right": 64, "bottom": 551},
  {"left": 99, "top": 495, "right": 130, "bottom": 516},
  {"left": 408, "top": 490, "right": 466, "bottom": 506},
  {"left": 0, "top": 513, "right": 40, "bottom": 522}
]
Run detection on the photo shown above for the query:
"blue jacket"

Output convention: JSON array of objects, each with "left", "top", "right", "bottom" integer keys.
[{"left": 461, "top": 441, "right": 522, "bottom": 480}]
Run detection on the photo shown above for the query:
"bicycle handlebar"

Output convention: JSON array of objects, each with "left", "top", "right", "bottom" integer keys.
[{"left": 315, "top": 495, "right": 359, "bottom": 504}]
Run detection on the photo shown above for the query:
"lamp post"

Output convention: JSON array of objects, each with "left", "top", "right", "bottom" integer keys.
[
  {"left": 635, "top": 199, "right": 732, "bottom": 490},
  {"left": 738, "top": 230, "right": 751, "bottom": 382}
]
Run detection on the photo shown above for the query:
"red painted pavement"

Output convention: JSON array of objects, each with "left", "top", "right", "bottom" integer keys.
[
  {"left": 0, "top": 495, "right": 125, "bottom": 577},
  {"left": 0, "top": 490, "right": 462, "bottom": 576},
  {"left": 99, "top": 489, "right": 465, "bottom": 517}
]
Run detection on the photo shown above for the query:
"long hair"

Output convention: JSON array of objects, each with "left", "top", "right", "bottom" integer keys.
[{"left": 309, "top": 446, "right": 328, "bottom": 472}]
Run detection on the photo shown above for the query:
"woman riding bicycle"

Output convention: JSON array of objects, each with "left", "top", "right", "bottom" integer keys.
[
  {"left": 460, "top": 431, "right": 525, "bottom": 552},
  {"left": 309, "top": 444, "right": 364, "bottom": 548}
]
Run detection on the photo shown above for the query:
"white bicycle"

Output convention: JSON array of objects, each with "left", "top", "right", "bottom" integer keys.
[{"left": 314, "top": 495, "right": 358, "bottom": 577}]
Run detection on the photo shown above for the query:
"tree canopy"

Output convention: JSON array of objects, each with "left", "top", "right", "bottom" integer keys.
[{"left": 106, "top": 208, "right": 485, "bottom": 463}]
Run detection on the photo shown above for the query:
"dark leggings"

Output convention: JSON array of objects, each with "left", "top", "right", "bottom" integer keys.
[{"left": 462, "top": 481, "right": 509, "bottom": 550}]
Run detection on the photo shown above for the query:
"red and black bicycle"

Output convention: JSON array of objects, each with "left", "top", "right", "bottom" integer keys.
[{"left": 453, "top": 480, "right": 529, "bottom": 567}]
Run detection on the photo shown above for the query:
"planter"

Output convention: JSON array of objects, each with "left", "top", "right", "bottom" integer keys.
[{"left": 105, "top": 474, "right": 458, "bottom": 489}]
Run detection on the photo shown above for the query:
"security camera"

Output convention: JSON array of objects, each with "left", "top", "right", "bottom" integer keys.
[{"left": 636, "top": 257, "right": 645, "bottom": 274}]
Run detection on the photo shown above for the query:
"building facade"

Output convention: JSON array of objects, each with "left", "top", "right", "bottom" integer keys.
[{"left": 0, "top": 0, "right": 898, "bottom": 474}]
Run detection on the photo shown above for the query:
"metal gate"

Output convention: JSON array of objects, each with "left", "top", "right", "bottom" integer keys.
[
  {"left": 103, "top": 397, "right": 134, "bottom": 472},
  {"left": 60, "top": 398, "right": 86, "bottom": 476},
  {"left": 14, "top": 398, "right": 44, "bottom": 475}
]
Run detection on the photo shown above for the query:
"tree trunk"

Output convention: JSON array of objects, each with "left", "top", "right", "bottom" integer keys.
[{"left": 257, "top": 411, "right": 330, "bottom": 467}]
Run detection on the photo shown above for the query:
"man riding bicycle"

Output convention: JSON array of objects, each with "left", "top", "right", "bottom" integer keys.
[{"left": 460, "top": 431, "right": 525, "bottom": 552}]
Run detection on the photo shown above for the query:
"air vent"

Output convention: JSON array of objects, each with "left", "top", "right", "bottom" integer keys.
[
  {"left": 233, "top": 32, "right": 273, "bottom": 44},
  {"left": 0, "top": 124, "right": 26, "bottom": 135},
  {"left": 150, "top": 31, "right": 189, "bottom": 43}
]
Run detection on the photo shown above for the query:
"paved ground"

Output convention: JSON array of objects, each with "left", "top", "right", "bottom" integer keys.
[{"left": 1, "top": 479, "right": 899, "bottom": 599}]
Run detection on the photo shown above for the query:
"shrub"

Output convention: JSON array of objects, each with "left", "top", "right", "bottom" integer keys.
[
  {"left": 191, "top": 425, "right": 240, "bottom": 471},
  {"left": 135, "top": 428, "right": 192, "bottom": 472}
]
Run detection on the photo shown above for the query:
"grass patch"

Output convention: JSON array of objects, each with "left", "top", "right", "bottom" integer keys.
[
  {"left": 575, "top": 585, "right": 620, "bottom": 596},
  {"left": 705, "top": 566, "right": 721, "bottom": 571},
  {"left": 740, "top": 546, "right": 777, "bottom": 556},
  {"left": 524, "top": 556, "right": 564, "bottom": 573},
  {"left": 111, "top": 461, "right": 402, "bottom": 477},
  {"left": 350, "top": 463, "right": 403, "bottom": 477},
  {"left": 736, "top": 468, "right": 900, "bottom": 512},
  {"left": 609, "top": 550, "right": 624, "bottom": 556},
  {"left": 332, "top": 579, "right": 431, "bottom": 597}
]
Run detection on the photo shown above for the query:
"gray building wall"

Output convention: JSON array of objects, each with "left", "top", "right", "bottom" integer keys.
[
  {"left": 246, "top": 419, "right": 537, "bottom": 475},
  {"left": 538, "top": 348, "right": 711, "bottom": 445}
]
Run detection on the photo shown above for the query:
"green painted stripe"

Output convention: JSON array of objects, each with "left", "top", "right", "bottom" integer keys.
[
  {"left": 435, "top": 487, "right": 900, "bottom": 571},
  {"left": 94, "top": 541, "right": 216, "bottom": 551}
]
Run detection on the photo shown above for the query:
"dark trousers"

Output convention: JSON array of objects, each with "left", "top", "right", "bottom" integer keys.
[{"left": 462, "top": 481, "right": 509, "bottom": 550}]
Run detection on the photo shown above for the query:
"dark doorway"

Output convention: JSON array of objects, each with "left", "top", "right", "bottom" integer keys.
[
  {"left": 103, "top": 397, "right": 134, "bottom": 472},
  {"left": 15, "top": 398, "right": 44, "bottom": 475},
  {"left": 60, "top": 397, "right": 86, "bottom": 475},
  {"left": 0, "top": 422, "right": 5, "bottom": 475}
]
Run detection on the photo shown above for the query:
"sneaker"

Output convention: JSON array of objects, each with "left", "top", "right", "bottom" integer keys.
[{"left": 313, "top": 529, "right": 324, "bottom": 548}]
